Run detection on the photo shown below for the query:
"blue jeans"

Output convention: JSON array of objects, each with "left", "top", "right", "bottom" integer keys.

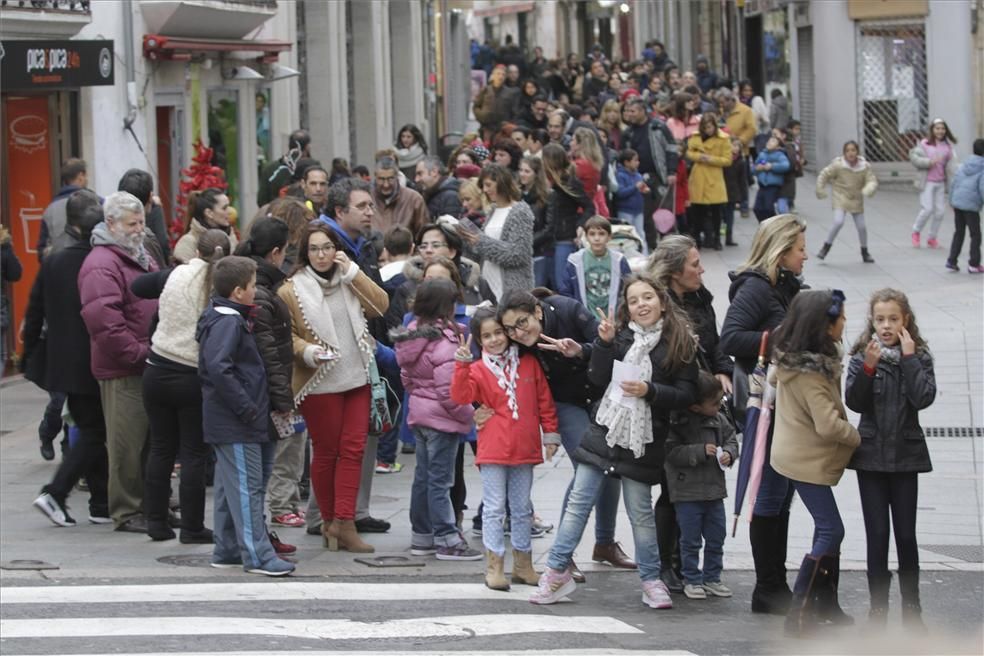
[
  {"left": 409, "top": 426, "right": 462, "bottom": 549},
  {"left": 754, "top": 430, "right": 794, "bottom": 517},
  {"left": 618, "top": 211, "right": 648, "bottom": 255},
  {"left": 480, "top": 464, "right": 534, "bottom": 555},
  {"left": 776, "top": 197, "right": 791, "bottom": 214},
  {"left": 556, "top": 402, "right": 618, "bottom": 544},
  {"left": 547, "top": 462, "right": 662, "bottom": 581},
  {"left": 553, "top": 241, "right": 576, "bottom": 294},
  {"left": 791, "top": 480, "right": 845, "bottom": 557},
  {"left": 675, "top": 500, "right": 727, "bottom": 585},
  {"left": 753, "top": 186, "right": 781, "bottom": 222},
  {"left": 533, "top": 255, "right": 552, "bottom": 288}
]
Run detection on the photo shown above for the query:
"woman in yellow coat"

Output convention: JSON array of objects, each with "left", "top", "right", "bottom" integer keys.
[{"left": 686, "top": 113, "right": 732, "bottom": 250}]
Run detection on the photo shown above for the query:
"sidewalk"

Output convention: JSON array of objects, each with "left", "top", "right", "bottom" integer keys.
[{"left": 1, "top": 175, "right": 981, "bottom": 582}]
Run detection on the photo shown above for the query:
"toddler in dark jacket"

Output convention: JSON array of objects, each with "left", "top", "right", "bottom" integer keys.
[
  {"left": 664, "top": 371, "right": 739, "bottom": 599},
  {"left": 196, "top": 256, "right": 293, "bottom": 577}
]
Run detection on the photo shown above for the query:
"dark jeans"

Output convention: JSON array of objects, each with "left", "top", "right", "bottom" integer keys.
[
  {"left": 947, "top": 208, "right": 982, "bottom": 267},
  {"left": 45, "top": 393, "right": 108, "bottom": 514},
  {"left": 450, "top": 439, "right": 478, "bottom": 518},
  {"left": 754, "top": 429, "right": 794, "bottom": 516},
  {"left": 753, "top": 185, "right": 781, "bottom": 222},
  {"left": 857, "top": 470, "right": 920, "bottom": 575},
  {"left": 791, "top": 480, "right": 844, "bottom": 557},
  {"left": 143, "top": 363, "right": 210, "bottom": 531},
  {"left": 40, "top": 391, "right": 67, "bottom": 443},
  {"left": 688, "top": 203, "right": 724, "bottom": 248}
]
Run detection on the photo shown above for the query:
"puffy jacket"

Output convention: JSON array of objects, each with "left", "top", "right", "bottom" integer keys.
[
  {"left": 669, "top": 286, "right": 733, "bottom": 376},
  {"left": 151, "top": 259, "right": 210, "bottom": 368},
  {"left": 614, "top": 165, "right": 645, "bottom": 215},
  {"left": 664, "top": 409, "right": 739, "bottom": 502},
  {"left": 558, "top": 247, "right": 631, "bottom": 313},
  {"left": 686, "top": 130, "right": 732, "bottom": 205},
  {"left": 450, "top": 352, "right": 560, "bottom": 465},
  {"left": 529, "top": 294, "right": 602, "bottom": 407},
  {"left": 845, "top": 350, "right": 935, "bottom": 473},
  {"left": 816, "top": 156, "right": 878, "bottom": 214},
  {"left": 78, "top": 225, "right": 159, "bottom": 380},
  {"left": 574, "top": 329, "right": 699, "bottom": 485},
  {"left": 392, "top": 320, "right": 475, "bottom": 434},
  {"left": 250, "top": 256, "right": 294, "bottom": 414},
  {"left": 949, "top": 154, "right": 984, "bottom": 212},
  {"left": 546, "top": 175, "right": 595, "bottom": 242},
  {"left": 719, "top": 268, "right": 801, "bottom": 373},
  {"left": 753, "top": 149, "right": 790, "bottom": 188},
  {"left": 195, "top": 296, "right": 270, "bottom": 444},
  {"left": 423, "top": 176, "right": 464, "bottom": 221},
  {"left": 770, "top": 350, "right": 860, "bottom": 486}
]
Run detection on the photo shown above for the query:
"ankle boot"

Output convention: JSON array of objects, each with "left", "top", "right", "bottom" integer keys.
[
  {"left": 867, "top": 570, "right": 891, "bottom": 627},
  {"left": 784, "top": 554, "right": 822, "bottom": 637},
  {"left": 750, "top": 514, "right": 792, "bottom": 614},
  {"left": 898, "top": 569, "right": 927, "bottom": 632},
  {"left": 814, "top": 554, "right": 854, "bottom": 625},
  {"left": 817, "top": 242, "right": 832, "bottom": 260},
  {"left": 861, "top": 248, "right": 875, "bottom": 263},
  {"left": 485, "top": 550, "right": 510, "bottom": 590},
  {"left": 511, "top": 549, "right": 540, "bottom": 585},
  {"left": 654, "top": 504, "right": 683, "bottom": 592},
  {"left": 325, "top": 519, "right": 375, "bottom": 553}
]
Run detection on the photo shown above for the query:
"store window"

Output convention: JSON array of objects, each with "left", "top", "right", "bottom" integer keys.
[
  {"left": 857, "top": 22, "right": 927, "bottom": 163},
  {"left": 255, "top": 88, "right": 272, "bottom": 174},
  {"left": 207, "top": 89, "right": 240, "bottom": 210},
  {"left": 762, "top": 9, "right": 790, "bottom": 98}
]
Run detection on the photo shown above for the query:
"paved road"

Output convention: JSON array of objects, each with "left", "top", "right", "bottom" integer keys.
[{"left": 1, "top": 175, "right": 982, "bottom": 654}]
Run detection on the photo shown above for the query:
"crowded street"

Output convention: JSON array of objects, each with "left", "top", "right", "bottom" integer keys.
[{"left": 1, "top": 1, "right": 983, "bottom": 655}]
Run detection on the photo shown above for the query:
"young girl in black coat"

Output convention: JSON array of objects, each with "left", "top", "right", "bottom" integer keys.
[{"left": 845, "top": 288, "right": 935, "bottom": 631}]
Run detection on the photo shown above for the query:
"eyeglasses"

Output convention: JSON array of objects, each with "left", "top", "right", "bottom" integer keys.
[
  {"left": 419, "top": 241, "right": 447, "bottom": 250},
  {"left": 502, "top": 315, "right": 532, "bottom": 336},
  {"left": 346, "top": 202, "right": 375, "bottom": 214},
  {"left": 308, "top": 244, "right": 336, "bottom": 255}
]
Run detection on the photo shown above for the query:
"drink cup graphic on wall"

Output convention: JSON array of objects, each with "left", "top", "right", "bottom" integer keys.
[{"left": 19, "top": 192, "right": 44, "bottom": 254}]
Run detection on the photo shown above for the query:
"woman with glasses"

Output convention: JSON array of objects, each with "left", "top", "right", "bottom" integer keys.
[
  {"left": 493, "top": 287, "right": 635, "bottom": 581},
  {"left": 278, "top": 222, "right": 389, "bottom": 553},
  {"left": 719, "top": 213, "right": 807, "bottom": 615}
]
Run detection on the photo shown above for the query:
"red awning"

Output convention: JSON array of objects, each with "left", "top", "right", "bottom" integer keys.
[
  {"left": 473, "top": 2, "right": 535, "bottom": 18},
  {"left": 143, "top": 34, "right": 291, "bottom": 63}
]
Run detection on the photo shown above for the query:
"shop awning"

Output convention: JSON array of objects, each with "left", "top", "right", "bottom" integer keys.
[
  {"left": 142, "top": 35, "right": 291, "bottom": 63},
  {"left": 473, "top": 2, "right": 535, "bottom": 18}
]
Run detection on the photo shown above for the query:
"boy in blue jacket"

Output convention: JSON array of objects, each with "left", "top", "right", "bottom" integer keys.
[
  {"left": 196, "top": 256, "right": 294, "bottom": 576},
  {"left": 558, "top": 215, "right": 631, "bottom": 317},
  {"left": 946, "top": 138, "right": 984, "bottom": 273},
  {"left": 752, "top": 136, "right": 791, "bottom": 222},
  {"left": 614, "top": 148, "right": 651, "bottom": 254}
]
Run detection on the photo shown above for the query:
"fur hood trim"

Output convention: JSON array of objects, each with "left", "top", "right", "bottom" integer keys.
[
  {"left": 774, "top": 349, "right": 843, "bottom": 380},
  {"left": 402, "top": 254, "right": 482, "bottom": 287},
  {"left": 388, "top": 321, "right": 458, "bottom": 344}
]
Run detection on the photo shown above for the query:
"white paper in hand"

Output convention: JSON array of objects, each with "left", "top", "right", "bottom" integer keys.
[
  {"left": 611, "top": 359, "right": 645, "bottom": 408},
  {"left": 715, "top": 446, "right": 728, "bottom": 471}
]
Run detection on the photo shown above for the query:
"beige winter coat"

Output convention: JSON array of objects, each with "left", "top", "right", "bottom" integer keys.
[
  {"left": 173, "top": 218, "right": 239, "bottom": 264},
  {"left": 815, "top": 156, "right": 878, "bottom": 214},
  {"left": 770, "top": 350, "right": 860, "bottom": 487}
]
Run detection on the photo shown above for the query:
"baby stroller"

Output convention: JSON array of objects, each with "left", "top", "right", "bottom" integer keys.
[{"left": 609, "top": 224, "right": 650, "bottom": 272}]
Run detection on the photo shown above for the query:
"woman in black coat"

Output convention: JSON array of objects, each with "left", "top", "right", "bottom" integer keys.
[{"left": 718, "top": 214, "right": 807, "bottom": 615}]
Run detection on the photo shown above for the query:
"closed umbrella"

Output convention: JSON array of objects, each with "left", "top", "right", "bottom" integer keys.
[{"left": 732, "top": 331, "right": 770, "bottom": 537}]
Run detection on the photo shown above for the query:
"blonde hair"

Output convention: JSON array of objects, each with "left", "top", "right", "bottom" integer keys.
[
  {"left": 737, "top": 214, "right": 807, "bottom": 284},
  {"left": 458, "top": 178, "right": 488, "bottom": 212},
  {"left": 573, "top": 126, "right": 605, "bottom": 172},
  {"left": 598, "top": 99, "right": 623, "bottom": 131}
]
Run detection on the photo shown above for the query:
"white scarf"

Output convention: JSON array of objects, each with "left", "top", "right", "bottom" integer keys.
[
  {"left": 291, "top": 265, "right": 373, "bottom": 403},
  {"left": 482, "top": 344, "right": 520, "bottom": 420},
  {"left": 595, "top": 320, "right": 663, "bottom": 458}
]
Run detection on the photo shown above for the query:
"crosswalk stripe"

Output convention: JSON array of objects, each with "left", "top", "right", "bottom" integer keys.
[
  {"left": 0, "top": 582, "right": 536, "bottom": 605},
  {"left": 0, "top": 615, "right": 644, "bottom": 640},
  {"left": 27, "top": 651, "right": 697, "bottom": 656}
]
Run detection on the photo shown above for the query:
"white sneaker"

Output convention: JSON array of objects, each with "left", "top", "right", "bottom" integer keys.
[
  {"left": 33, "top": 493, "right": 76, "bottom": 527},
  {"left": 702, "top": 581, "right": 732, "bottom": 597},
  {"left": 641, "top": 579, "right": 673, "bottom": 609},
  {"left": 410, "top": 545, "right": 437, "bottom": 556},
  {"left": 529, "top": 567, "right": 576, "bottom": 605},
  {"left": 684, "top": 583, "right": 707, "bottom": 599}
]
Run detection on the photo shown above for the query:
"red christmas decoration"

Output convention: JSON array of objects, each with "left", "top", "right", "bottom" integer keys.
[{"left": 169, "top": 138, "right": 228, "bottom": 245}]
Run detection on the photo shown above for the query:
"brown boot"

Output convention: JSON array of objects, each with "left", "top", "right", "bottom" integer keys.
[
  {"left": 592, "top": 541, "right": 637, "bottom": 569},
  {"left": 321, "top": 520, "right": 334, "bottom": 549},
  {"left": 485, "top": 550, "right": 510, "bottom": 590},
  {"left": 326, "top": 519, "right": 375, "bottom": 553},
  {"left": 511, "top": 549, "right": 540, "bottom": 585}
]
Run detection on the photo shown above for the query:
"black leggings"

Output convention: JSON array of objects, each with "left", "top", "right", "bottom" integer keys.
[{"left": 856, "top": 470, "right": 920, "bottom": 574}]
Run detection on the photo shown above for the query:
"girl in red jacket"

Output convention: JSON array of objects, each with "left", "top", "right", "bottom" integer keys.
[{"left": 451, "top": 307, "right": 561, "bottom": 591}]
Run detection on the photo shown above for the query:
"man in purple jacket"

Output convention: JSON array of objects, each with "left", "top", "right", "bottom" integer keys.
[{"left": 78, "top": 191, "right": 159, "bottom": 533}]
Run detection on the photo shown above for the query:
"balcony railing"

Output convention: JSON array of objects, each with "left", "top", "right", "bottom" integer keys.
[{"left": 0, "top": 0, "right": 91, "bottom": 11}]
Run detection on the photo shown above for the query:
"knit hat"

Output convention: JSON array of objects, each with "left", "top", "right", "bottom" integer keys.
[
  {"left": 454, "top": 163, "right": 482, "bottom": 179},
  {"left": 470, "top": 143, "right": 490, "bottom": 163}
]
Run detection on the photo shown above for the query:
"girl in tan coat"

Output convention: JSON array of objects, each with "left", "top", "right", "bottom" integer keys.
[
  {"left": 769, "top": 289, "right": 860, "bottom": 637},
  {"left": 815, "top": 141, "right": 878, "bottom": 263}
]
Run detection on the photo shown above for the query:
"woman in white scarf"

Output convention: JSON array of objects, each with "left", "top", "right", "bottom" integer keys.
[{"left": 530, "top": 274, "right": 699, "bottom": 610}]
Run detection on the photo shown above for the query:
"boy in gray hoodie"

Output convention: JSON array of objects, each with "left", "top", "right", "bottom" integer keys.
[{"left": 946, "top": 138, "right": 984, "bottom": 273}]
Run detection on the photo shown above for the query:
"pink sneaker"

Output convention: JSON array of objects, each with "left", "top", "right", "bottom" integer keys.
[
  {"left": 911, "top": 232, "right": 920, "bottom": 247},
  {"left": 927, "top": 238, "right": 940, "bottom": 249},
  {"left": 641, "top": 579, "right": 674, "bottom": 609},
  {"left": 968, "top": 265, "right": 984, "bottom": 274},
  {"left": 529, "top": 567, "right": 576, "bottom": 605}
]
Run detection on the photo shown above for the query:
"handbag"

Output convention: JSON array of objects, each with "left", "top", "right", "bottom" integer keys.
[
  {"left": 368, "top": 355, "right": 399, "bottom": 436},
  {"left": 730, "top": 359, "right": 749, "bottom": 428},
  {"left": 652, "top": 182, "right": 677, "bottom": 235}
]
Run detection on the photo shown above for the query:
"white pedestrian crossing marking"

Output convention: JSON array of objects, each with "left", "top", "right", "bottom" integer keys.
[
  {"left": 30, "top": 651, "right": 697, "bottom": 656},
  {"left": 0, "top": 614, "right": 643, "bottom": 640}
]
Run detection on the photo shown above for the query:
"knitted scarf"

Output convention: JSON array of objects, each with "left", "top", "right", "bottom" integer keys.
[
  {"left": 482, "top": 344, "right": 520, "bottom": 420},
  {"left": 874, "top": 334, "right": 902, "bottom": 365},
  {"left": 595, "top": 320, "right": 662, "bottom": 458}
]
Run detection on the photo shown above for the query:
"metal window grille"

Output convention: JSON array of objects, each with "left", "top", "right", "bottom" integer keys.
[{"left": 856, "top": 21, "right": 928, "bottom": 163}]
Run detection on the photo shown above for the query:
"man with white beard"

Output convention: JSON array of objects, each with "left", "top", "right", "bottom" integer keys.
[{"left": 78, "top": 191, "right": 160, "bottom": 533}]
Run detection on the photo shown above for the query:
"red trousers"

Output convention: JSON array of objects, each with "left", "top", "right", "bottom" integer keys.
[{"left": 299, "top": 385, "right": 370, "bottom": 521}]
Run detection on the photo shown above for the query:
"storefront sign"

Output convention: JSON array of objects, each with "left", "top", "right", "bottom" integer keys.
[
  {"left": 848, "top": 0, "right": 928, "bottom": 20},
  {"left": 0, "top": 39, "right": 114, "bottom": 90}
]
